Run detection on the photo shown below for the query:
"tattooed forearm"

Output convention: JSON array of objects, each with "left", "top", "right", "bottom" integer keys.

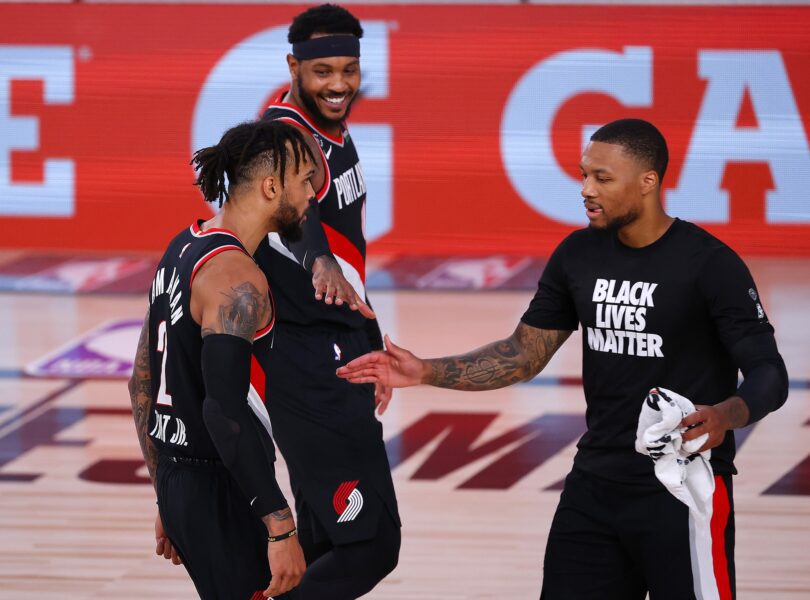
[
  {"left": 516, "top": 323, "right": 572, "bottom": 378},
  {"left": 134, "top": 396, "right": 160, "bottom": 485},
  {"left": 268, "top": 508, "right": 293, "bottom": 521},
  {"left": 426, "top": 338, "right": 529, "bottom": 391},
  {"left": 202, "top": 282, "right": 268, "bottom": 341},
  {"left": 425, "top": 324, "right": 571, "bottom": 391},
  {"left": 721, "top": 395, "right": 751, "bottom": 429},
  {"left": 128, "top": 311, "right": 159, "bottom": 489},
  {"left": 261, "top": 508, "right": 293, "bottom": 531}
]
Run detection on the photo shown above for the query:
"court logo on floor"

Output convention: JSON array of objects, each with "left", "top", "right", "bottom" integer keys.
[
  {"left": 25, "top": 319, "right": 142, "bottom": 378},
  {"left": 333, "top": 480, "right": 364, "bottom": 523}
]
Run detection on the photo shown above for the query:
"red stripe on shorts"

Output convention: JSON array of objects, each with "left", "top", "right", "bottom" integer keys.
[{"left": 711, "top": 475, "right": 733, "bottom": 600}]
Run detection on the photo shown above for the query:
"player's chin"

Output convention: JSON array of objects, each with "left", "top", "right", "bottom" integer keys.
[{"left": 316, "top": 103, "right": 346, "bottom": 121}]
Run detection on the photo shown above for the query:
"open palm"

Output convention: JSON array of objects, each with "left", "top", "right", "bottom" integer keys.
[{"left": 337, "top": 335, "right": 425, "bottom": 388}]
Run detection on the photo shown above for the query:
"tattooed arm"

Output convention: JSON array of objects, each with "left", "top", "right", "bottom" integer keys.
[
  {"left": 128, "top": 309, "right": 183, "bottom": 564},
  {"left": 425, "top": 323, "right": 572, "bottom": 391},
  {"left": 336, "top": 323, "right": 572, "bottom": 391},
  {"left": 127, "top": 309, "right": 159, "bottom": 487},
  {"left": 192, "top": 251, "right": 271, "bottom": 340},
  {"left": 191, "top": 250, "right": 306, "bottom": 592}
]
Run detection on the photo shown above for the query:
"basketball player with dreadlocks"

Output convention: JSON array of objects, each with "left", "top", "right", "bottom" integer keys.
[
  {"left": 127, "top": 120, "right": 316, "bottom": 599},
  {"left": 252, "top": 4, "right": 401, "bottom": 598}
]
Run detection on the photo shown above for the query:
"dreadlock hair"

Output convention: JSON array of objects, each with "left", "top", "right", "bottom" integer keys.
[
  {"left": 288, "top": 4, "right": 363, "bottom": 43},
  {"left": 590, "top": 119, "right": 669, "bottom": 184},
  {"left": 191, "top": 120, "right": 316, "bottom": 207}
]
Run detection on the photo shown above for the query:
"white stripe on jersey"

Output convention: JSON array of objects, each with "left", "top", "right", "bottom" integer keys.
[
  {"left": 247, "top": 384, "right": 273, "bottom": 438},
  {"left": 267, "top": 232, "right": 300, "bottom": 263},
  {"left": 266, "top": 233, "right": 365, "bottom": 299},
  {"left": 334, "top": 253, "right": 366, "bottom": 300}
]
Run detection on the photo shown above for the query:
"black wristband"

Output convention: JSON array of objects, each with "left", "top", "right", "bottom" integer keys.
[{"left": 267, "top": 528, "right": 297, "bottom": 543}]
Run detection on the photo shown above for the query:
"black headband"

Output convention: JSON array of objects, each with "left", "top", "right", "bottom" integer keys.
[{"left": 292, "top": 35, "right": 360, "bottom": 60}]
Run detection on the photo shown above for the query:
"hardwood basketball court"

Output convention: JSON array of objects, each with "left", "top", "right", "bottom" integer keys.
[{"left": 0, "top": 254, "right": 807, "bottom": 599}]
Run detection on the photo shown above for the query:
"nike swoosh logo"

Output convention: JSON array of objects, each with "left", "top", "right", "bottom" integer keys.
[
  {"left": 324, "top": 146, "right": 333, "bottom": 159},
  {"left": 250, "top": 496, "right": 257, "bottom": 506}
]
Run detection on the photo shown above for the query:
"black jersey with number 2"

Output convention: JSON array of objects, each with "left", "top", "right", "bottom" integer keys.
[{"left": 147, "top": 221, "right": 273, "bottom": 460}]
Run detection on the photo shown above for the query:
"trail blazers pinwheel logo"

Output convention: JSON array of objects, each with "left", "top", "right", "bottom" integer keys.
[{"left": 333, "top": 480, "right": 364, "bottom": 523}]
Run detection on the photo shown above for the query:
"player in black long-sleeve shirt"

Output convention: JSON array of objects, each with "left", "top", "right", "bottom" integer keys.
[{"left": 337, "top": 119, "right": 788, "bottom": 600}]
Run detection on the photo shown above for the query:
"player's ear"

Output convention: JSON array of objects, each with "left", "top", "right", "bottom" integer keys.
[
  {"left": 262, "top": 175, "right": 279, "bottom": 201},
  {"left": 640, "top": 169, "right": 658, "bottom": 195},
  {"left": 287, "top": 54, "right": 298, "bottom": 79}
]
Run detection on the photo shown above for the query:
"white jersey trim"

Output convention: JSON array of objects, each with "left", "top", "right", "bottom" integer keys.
[
  {"left": 266, "top": 233, "right": 300, "bottom": 264},
  {"left": 265, "top": 234, "right": 365, "bottom": 299},
  {"left": 334, "top": 253, "right": 366, "bottom": 299},
  {"left": 247, "top": 384, "right": 273, "bottom": 438}
]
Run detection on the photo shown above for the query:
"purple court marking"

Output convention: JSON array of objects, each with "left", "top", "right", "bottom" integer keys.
[{"left": 25, "top": 319, "right": 143, "bottom": 379}]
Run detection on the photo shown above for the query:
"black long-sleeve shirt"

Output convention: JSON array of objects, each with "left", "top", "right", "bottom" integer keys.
[{"left": 521, "top": 219, "right": 788, "bottom": 484}]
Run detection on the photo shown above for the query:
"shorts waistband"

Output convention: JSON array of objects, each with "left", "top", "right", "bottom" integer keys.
[
  {"left": 163, "top": 454, "right": 222, "bottom": 467},
  {"left": 276, "top": 320, "right": 362, "bottom": 336}
]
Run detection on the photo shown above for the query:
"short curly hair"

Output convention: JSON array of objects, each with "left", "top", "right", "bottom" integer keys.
[
  {"left": 288, "top": 4, "right": 364, "bottom": 44},
  {"left": 590, "top": 119, "right": 669, "bottom": 183}
]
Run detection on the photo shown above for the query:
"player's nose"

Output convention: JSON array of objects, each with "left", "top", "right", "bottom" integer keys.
[{"left": 580, "top": 176, "right": 597, "bottom": 199}]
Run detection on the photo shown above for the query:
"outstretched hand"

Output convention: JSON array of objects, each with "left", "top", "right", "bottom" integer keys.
[
  {"left": 337, "top": 335, "right": 426, "bottom": 389},
  {"left": 312, "top": 255, "right": 375, "bottom": 319}
]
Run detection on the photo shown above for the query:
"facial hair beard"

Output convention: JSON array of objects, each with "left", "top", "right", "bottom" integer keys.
[
  {"left": 276, "top": 193, "right": 305, "bottom": 243},
  {"left": 297, "top": 72, "right": 355, "bottom": 131},
  {"left": 589, "top": 209, "right": 639, "bottom": 233}
]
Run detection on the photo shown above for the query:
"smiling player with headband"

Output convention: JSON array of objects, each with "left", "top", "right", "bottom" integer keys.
[{"left": 251, "top": 5, "right": 402, "bottom": 599}]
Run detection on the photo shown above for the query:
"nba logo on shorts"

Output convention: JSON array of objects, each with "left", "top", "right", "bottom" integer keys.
[
  {"left": 333, "top": 480, "right": 364, "bottom": 523},
  {"left": 334, "top": 343, "right": 342, "bottom": 361}
]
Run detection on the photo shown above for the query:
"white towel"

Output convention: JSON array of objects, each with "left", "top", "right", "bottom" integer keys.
[{"left": 636, "top": 387, "right": 719, "bottom": 600}]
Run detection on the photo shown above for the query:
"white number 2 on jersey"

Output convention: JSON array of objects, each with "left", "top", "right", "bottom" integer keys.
[{"left": 155, "top": 320, "right": 173, "bottom": 406}]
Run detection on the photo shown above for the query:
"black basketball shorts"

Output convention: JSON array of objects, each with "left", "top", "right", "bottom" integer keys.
[
  {"left": 263, "top": 323, "right": 401, "bottom": 546},
  {"left": 541, "top": 467, "right": 736, "bottom": 600},
  {"left": 156, "top": 455, "right": 270, "bottom": 600}
]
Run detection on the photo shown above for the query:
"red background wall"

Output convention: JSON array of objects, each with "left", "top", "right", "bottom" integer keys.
[{"left": 1, "top": 5, "right": 808, "bottom": 256}]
